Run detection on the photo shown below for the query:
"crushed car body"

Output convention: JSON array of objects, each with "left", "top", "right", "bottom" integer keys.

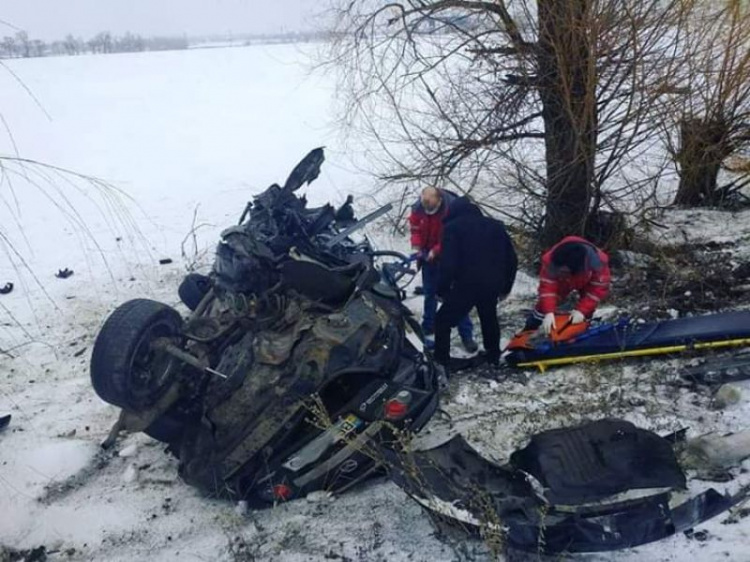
[
  {"left": 91, "top": 148, "right": 438, "bottom": 504},
  {"left": 90, "top": 149, "right": 749, "bottom": 553}
]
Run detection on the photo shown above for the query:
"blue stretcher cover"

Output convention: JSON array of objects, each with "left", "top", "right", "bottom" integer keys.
[{"left": 505, "top": 311, "right": 750, "bottom": 366}]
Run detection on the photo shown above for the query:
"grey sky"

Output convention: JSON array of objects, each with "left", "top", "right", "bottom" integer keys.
[{"left": 1, "top": 0, "right": 318, "bottom": 41}]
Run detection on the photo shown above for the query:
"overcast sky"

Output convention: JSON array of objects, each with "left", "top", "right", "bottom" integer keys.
[{"left": 1, "top": 0, "right": 318, "bottom": 40}]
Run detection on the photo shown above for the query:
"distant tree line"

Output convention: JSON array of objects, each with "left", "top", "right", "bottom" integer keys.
[
  {"left": 0, "top": 31, "right": 188, "bottom": 59},
  {"left": 192, "top": 30, "right": 330, "bottom": 47}
]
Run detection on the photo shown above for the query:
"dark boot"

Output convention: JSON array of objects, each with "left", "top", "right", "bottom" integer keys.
[{"left": 461, "top": 336, "right": 479, "bottom": 353}]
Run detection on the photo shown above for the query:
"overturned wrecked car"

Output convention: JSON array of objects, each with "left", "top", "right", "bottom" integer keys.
[
  {"left": 91, "top": 149, "right": 750, "bottom": 554},
  {"left": 91, "top": 148, "right": 438, "bottom": 503}
]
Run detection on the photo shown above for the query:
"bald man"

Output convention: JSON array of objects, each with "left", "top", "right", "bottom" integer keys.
[{"left": 409, "top": 187, "right": 477, "bottom": 353}]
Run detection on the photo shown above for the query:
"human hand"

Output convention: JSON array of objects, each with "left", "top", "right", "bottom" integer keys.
[
  {"left": 426, "top": 249, "right": 437, "bottom": 263},
  {"left": 541, "top": 313, "right": 556, "bottom": 336},
  {"left": 411, "top": 249, "right": 427, "bottom": 270},
  {"left": 570, "top": 310, "right": 586, "bottom": 325}
]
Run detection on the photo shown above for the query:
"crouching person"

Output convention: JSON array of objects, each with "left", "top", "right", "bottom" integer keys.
[
  {"left": 434, "top": 197, "right": 518, "bottom": 371},
  {"left": 522, "top": 236, "right": 611, "bottom": 337}
]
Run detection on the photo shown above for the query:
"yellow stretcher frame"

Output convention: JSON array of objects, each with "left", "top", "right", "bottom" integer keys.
[{"left": 516, "top": 337, "right": 750, "bottom": 372}]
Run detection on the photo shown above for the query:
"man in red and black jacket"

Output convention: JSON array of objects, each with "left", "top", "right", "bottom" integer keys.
[
  {"left": 523, "top": 236, "right": 611, "bottom": 335},
  {"left": 409, "top": 187, "right": 476, "bottom": 352}
]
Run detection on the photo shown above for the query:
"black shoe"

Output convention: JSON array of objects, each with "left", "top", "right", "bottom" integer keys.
[
  {"left": 461, "top": 337, "right": 479, "bottom": 354},
  {"left": 434, "top": 363, "right": 450, "bottom": 391},
  {"left": 476, "top": 359, "right": 505, "bottom": 380}
]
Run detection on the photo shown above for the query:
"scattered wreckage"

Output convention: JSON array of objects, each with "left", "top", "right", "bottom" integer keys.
[
  {"left": 390, "top": 419, "right": 750, "bottom": 553},
  {"left": 90, "top": 149, "right": 750, "bottom": 554}
]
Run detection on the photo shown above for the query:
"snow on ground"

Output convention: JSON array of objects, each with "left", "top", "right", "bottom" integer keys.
[
  {"left": 1, "top": 44, "right": 750, "bottom": 561},
  {"left": 647, "top": 208, "right": 750, "bottom": 260}
]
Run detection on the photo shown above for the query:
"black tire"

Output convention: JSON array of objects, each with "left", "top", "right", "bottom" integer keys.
[
  {"left": 179, "top": 273, "right": 212, "bottom": 311},
  {"left": 144, "top": 412, "right": 185, "bottom": 445},
  {"left": 91, "top": 299, "right": 183, "bottom": 411}
]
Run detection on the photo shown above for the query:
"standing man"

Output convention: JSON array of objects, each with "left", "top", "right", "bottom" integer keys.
[
  {"left": 520, "top": 236, "right": 611, "bottom": 337},
  {"left": 409, "top": 187, "right": 477, "bottom": 352},
  {"left": 434, "top": 197, "right": 518, "bottom": 369}
]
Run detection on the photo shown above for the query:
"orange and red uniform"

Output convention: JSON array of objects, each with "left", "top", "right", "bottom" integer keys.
[{"left": 536, "top": 236, "right": 611, "bottom": 317}]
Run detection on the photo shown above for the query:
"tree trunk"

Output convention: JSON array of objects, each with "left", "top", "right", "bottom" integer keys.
[
  {"left": 537, "top": 0, "right": 598, "bottom": 247},
  {"left": 673, "top": 117, "right": 730, "bottom": 206}
]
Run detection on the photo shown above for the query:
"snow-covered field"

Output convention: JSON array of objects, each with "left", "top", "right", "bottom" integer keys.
[{"left": 1, "top": 44, "right": 750, "bottom": 561}]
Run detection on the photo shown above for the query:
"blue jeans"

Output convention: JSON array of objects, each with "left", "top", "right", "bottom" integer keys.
[{"left": 421, "top": 262, "right": 473, "bottom": 339}]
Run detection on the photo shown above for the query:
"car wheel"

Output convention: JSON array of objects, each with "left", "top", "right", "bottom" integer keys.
[{"left": 91, "top": 299, "right": 183, "bottom": 411}]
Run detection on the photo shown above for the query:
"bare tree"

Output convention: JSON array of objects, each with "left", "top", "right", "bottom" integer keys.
[
  {"left": 100, "top": 32, "right": 113, "bottom": 54},
  {"left": 115, "top": 32, "right": 146, "bottom": 53},
  {"left": 1, "top": 36, "right": 16, "bottom": 58},
  {"left": 29, "top": 39, "right": 45, "bottom": 57},
  {"left": 63, "top": 34, "right": 82, "bottom": 56},
  {"left": 668, "top": 0, "right": 750, "bottom": 206},
  {"left": 327, "top": 1, "right": 689, "bottom": 245},
  {"left": 48, "top": 40, "right": 67, "bottom": 56},
  {"left": 15, "top": 31, "right": 29, "bottom": 58},
  {"left": 88, "top": 32, "right": 114, "bottom": 54}
]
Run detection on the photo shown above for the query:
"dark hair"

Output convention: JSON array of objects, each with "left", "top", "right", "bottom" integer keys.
[{"left": 551, "top": 243, "right": 588, "bottom": 274}]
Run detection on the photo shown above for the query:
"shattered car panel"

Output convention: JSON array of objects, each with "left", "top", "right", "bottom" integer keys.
[{"left": 386, "top": 419, "right": 749, "bottom": 554}]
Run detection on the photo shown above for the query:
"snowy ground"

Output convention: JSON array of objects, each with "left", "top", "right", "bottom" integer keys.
[{"left": 2, "top": 44, "right": 750, "bottom": 561}]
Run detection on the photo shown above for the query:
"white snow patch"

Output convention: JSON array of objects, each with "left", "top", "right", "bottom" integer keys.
[
  {"left": 122, "top": 464, "right": 139, "bottom": 484},
  {"left": 1, "top": 439, "right": 96, "bottom": 498},
  {"left": 118, "top": 444, "right": 139, "bottom": 458}
]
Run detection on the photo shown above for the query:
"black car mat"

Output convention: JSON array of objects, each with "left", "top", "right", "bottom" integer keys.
[
  {"left": 384, "top": 422, "right": 747, "bottom": 553},
  {"left": 509, "top": 419, "right": 686, "bottom": 505}
]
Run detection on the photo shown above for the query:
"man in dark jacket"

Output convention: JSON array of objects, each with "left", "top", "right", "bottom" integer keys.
[{"left": 434, "top": 197, "right": 518, "bottom": 368}]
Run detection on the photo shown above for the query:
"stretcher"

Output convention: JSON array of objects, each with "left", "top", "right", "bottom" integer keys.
[{"left": 504, "top": 311, "right": 750, "bottom": 371}]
